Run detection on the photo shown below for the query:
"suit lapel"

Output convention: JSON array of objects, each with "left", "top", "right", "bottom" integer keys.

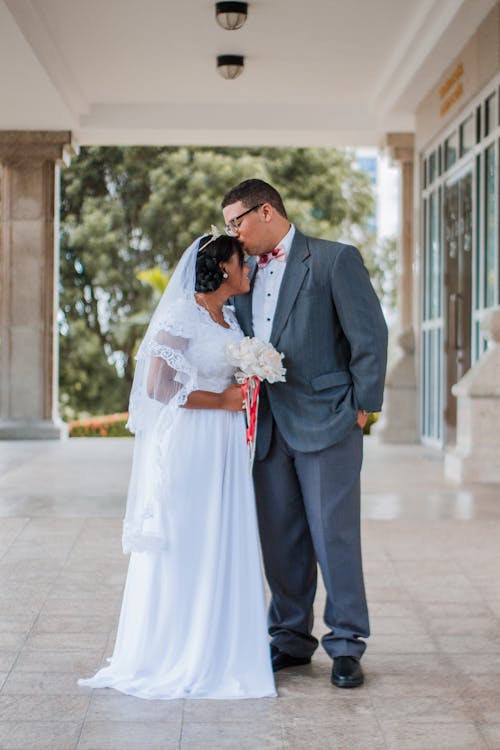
[
  {"left": 270, "top": 230, "right": 310, "bottom": 347},
  {"left": 234, "top": 257, "right": 257, "bottom": 336}
]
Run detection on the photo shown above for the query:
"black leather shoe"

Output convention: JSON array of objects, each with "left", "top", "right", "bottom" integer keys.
[
  {"left": 331, "top": 656, "right": 364, "bottom": 688},
  {"left": 271, "top": 645, "right": 311, "bottom": 672}
]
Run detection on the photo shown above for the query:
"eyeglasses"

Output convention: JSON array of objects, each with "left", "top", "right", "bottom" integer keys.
[{"left": 224, "top": 203, "right": 263, "bottom": 236}]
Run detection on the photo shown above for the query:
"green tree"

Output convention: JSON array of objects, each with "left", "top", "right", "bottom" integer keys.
[{"left": 59, "top": 146, "right": 381, "bottom": 418}]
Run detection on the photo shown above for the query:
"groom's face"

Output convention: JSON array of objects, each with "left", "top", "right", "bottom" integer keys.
[{"left": 222, "top": 201, "right": 272, "bottom": 257}]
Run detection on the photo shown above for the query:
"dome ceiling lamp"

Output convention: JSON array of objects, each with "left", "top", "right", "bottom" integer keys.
[
  {"left": 216, "top": 54, "right": 245, "bottom": 80},
  {"left": 215, "top": 2, "right": 248, "bottom": 31}
]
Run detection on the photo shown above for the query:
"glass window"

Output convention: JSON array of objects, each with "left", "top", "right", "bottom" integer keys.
[
  {"left": 429, "top": 152, "right": 436, "bottom": 184},
  {"left": 475, "top": 154, "right": 481, "bottom": 309},
  {"left": 423, "top": 198, "right": 427, "bottom": 318},
  {"left": 460, "top": 115, "right": 474, "bottom": 156},
  {"left": 476, "top": 106, "right": 482, "bottom": 144},
  {"left": 438, "top": 145, "right": 442, "bottom": 175},
  {"left": 485, "top": 92, "right": 497, "bottom": 136},
  {"left": 484, "top": 144, "right": 496, "bottom": 307},
  {"left": 445, "top": 132, "right": 458, "bottom": 170},
  {"left": 429, "top": 191, "right": 440, "bottom": 318},
  {"left": 423, "top": 158, "right": 427, "bottom": 190}
]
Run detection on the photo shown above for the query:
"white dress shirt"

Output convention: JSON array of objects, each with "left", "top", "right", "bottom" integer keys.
[{"left": 252, "top": 224, "right": 295, "bottom": 342}]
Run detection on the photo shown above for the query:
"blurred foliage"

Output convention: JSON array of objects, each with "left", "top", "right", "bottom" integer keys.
[{"left": 59, "top": 146, "right": 394, "bottom": 419}]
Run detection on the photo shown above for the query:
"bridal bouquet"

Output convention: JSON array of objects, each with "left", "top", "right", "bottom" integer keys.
[{"left": 226, "top": 337, "right": 286, "bottom": 467}]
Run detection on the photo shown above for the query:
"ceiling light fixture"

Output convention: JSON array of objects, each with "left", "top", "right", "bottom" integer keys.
[
  {"left": 217, "top": 54, "right": 245, "bottom": 79},
  {"left": 215, "top": 2, "right": 248, "bottom": 31}
]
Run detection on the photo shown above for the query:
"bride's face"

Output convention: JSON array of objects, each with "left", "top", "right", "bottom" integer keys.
[{"left": 221, "top": 251, "right": 251, "bottom": 296}]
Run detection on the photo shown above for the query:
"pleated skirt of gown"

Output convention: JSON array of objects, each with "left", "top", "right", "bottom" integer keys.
[{"left": 78, "top": 408, "right": 276, "bottom": 699}]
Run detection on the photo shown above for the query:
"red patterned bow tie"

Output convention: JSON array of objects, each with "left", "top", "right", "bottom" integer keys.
[{"left": 257, "top": 246, "right": 287, "bottom": 269}]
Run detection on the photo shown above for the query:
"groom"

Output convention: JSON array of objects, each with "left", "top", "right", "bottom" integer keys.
[{"left": 222, "top": 179, "right": 388, "bottom": 688}]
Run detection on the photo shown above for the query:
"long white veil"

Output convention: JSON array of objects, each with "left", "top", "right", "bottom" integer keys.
[{"left": 123, "top": 236, "right": 203, "bottom": 553}]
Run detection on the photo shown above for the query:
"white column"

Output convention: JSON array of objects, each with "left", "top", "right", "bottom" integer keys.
[
  {"left": 0, "top": 131, "right": 74, "bottom": 439},
  {"left": 445, "top": 307, "right": 500, "bottom": 483},
  {"left": 374, "top": 133, "right": 418, "bottom": 443}
]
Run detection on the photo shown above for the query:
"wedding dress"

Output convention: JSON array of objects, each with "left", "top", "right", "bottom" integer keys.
[{"left": 78, "top": 238, "right": 276, "bottom": 700}]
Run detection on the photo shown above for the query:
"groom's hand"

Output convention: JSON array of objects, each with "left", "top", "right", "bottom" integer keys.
[{"left": 357, "top": 410, "right": 368, "bottom": 429}]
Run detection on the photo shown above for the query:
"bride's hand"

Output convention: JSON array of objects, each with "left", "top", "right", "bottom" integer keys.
[{"left": 220, "top": 384, "right": 245, "bottom": 412}]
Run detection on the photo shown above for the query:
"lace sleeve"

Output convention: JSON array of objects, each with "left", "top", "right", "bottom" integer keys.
[
  {"left": 127, "top": 299, "right": 198, "bottom": 433},
  {"left": 146, "top": 330, "right": 197, "bottom": 410}
]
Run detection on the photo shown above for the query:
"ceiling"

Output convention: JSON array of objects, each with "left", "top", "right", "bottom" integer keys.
[{"left": 0, "top": 0, "right": 497, "bottom": 146}]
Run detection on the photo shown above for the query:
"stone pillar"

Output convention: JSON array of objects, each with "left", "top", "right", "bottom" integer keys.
[
  {"left": 0, "top": 131, "right": 74, "bottom": 439},
  {"left": 374, "top": 133, "right": 418, "bottom": 443},
  {"left": 445, "top": 307, "right": 500, "bottom": 483}
]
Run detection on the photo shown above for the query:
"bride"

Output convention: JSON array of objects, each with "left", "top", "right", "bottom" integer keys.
[{"left": 78, "top": 232, "right": 276, "bottom": 700}]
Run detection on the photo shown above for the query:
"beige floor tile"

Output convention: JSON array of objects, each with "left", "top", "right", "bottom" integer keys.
[
  {"left": 77, "top": 720, "right": 181, "bottom": 750},
  {"left": 369, "top": 615, "right": 429, "bottom": 635},
  {"left": 1, "top": 542, "right": 74, "bottom": 563},
  {"left": 369, "top": 633, "right": 438, "bottom": 653},
  {"left": 2, "top": 670, "right": 93, "bottom": 695},
  {"left": 275, "top": 671, "right": 336, "bottom": 699},
  {"left": 279, "top": 694, "right": 374, "bottom": 723},
  {"left": 180, "top": 720, "right": 283, "bottom": 750},
  {"left": 24, "top": 631, "right": 109, "bottom": 652},
  {"left": 380, "top": 720, "right": 489, "bottom": 749},
  {"left": 363, "top": 652, "right": 454, "bottom": 677},
  {"left": 411, "top": 601, "right": 494, "bottom": 619},
  {"left": 369, "top": 692, "right": 469, "bottom": 722},
  {"left": 426, "top": 616, "right": 500, "bottom": 636},
  {"left": 33, "top": 614, "right": 116, "bottom": 635},
  {"left": 1, "top": 597, "right": 48, "bottom": 617},
  {"left": 365, "top": 673, "right": 462, "bottom": 697},
  {"left": 183, "top": 696, "right": 281, "bottom": 724},
  {"left": 402, "top": 584, "right": 483, "bottom": 604},
  {"left": 0, "top": 694, "right": 89, "bottom": 722},
  {"left": 41, "top": 596, "right": 120, "bottom": 616},
  {"left": 282, "top": 719, "right": 386, "bottom": 750},
  {"left": 0, "top": 566, "right": 58, "bottom": 585},
  {"left": 460, "top": 674, "right": 500, "bottom": 723},
  {"left": 365, "top": 585, "right": 412, "bottom": 602},
  {"left": 15, "top": 648, "right": 104, "bottom": 673},
  {"left": 434, "top": 633, "right": 500, "bottom": 653},
  {"left": 19, "top": 518, "right": 84, "bottom": 538},
  {"left": 0, "top": 614, "right": 37, "bottom": 633},
  {"left": 394, "top": 559, "right": 462, "bottom": 576},
  {"left": 87, "top": 692, "right": 183, "bottom": 723},
  {"left": 0, "top": 632, "right": 27, "bottom": 650},
  {"left": 446, "top": 653, "right": 500, "bottom": 675},
  {"left": 0, "top": 720, "right": 81, "bottom": 750},
  {"left": 0, "top": 651, "right": 18, "bottom": 672},
  {"left": 368, "top": 601, "right": 417, "bottom": 617},
  {"left": 481, "top": 723, "right": 500, "bottom": 749}
]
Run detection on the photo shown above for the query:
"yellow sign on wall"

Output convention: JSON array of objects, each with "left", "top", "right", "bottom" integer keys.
[{"left": 439, "top": 63, "right": 464, "bottom": 117}]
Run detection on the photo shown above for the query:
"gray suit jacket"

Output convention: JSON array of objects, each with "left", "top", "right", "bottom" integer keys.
[{"left": 234, "top": 229, "right": 388, "bottom": 460}]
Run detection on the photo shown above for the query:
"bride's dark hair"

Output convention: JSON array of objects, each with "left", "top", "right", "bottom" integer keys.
[{"left": 195, "top": 235, "right": 244, "bottom": 293}]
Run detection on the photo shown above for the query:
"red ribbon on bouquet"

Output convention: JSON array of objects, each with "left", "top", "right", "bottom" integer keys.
[{"left": 241, "top": 376, "right": 261, "bottom": 464}]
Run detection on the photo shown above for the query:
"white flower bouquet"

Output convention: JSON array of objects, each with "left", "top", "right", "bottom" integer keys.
[{"left": 226, "top": 337, "right": 286, "bottom": 467}]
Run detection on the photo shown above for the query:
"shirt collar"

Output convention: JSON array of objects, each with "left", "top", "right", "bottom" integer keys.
[{"left": 277, "top": 224, "right": 295, "bottom": 256}]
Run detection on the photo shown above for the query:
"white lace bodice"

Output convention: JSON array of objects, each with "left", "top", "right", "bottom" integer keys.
[{"left": 188, "top": 302, "right": 243, "bottom": 392}]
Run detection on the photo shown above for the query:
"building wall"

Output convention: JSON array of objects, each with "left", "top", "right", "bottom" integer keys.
[
  {"left": 413, "top": 1, "right": 500, "bottom": 448},
  {"left": 415, "top": 3, "right": 500, "bottom": 150}
]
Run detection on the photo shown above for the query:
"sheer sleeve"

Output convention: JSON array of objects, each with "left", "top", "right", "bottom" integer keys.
[
  {"left": 146, "top": 330, "right": 196, "bottom": 408},
  {"left": 123, "top": 297, "right": 199, "bottom": 553},
  {"left": 126, "top": 299, "right": 198, "bottom": 434}
]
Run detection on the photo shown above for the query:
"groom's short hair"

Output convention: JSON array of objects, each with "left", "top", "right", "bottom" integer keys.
[{"left": 222, "top": 179, "right": 288, "bottom": 219}]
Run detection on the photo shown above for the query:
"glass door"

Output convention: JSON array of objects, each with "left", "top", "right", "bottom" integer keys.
[{"left": 443, "top": 170, "right": 473, "bottom": 443}]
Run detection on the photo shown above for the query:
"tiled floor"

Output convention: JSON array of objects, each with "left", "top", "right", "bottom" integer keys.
[{"left": 0, "top": 437, "right": 499, "bottom": 749}]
